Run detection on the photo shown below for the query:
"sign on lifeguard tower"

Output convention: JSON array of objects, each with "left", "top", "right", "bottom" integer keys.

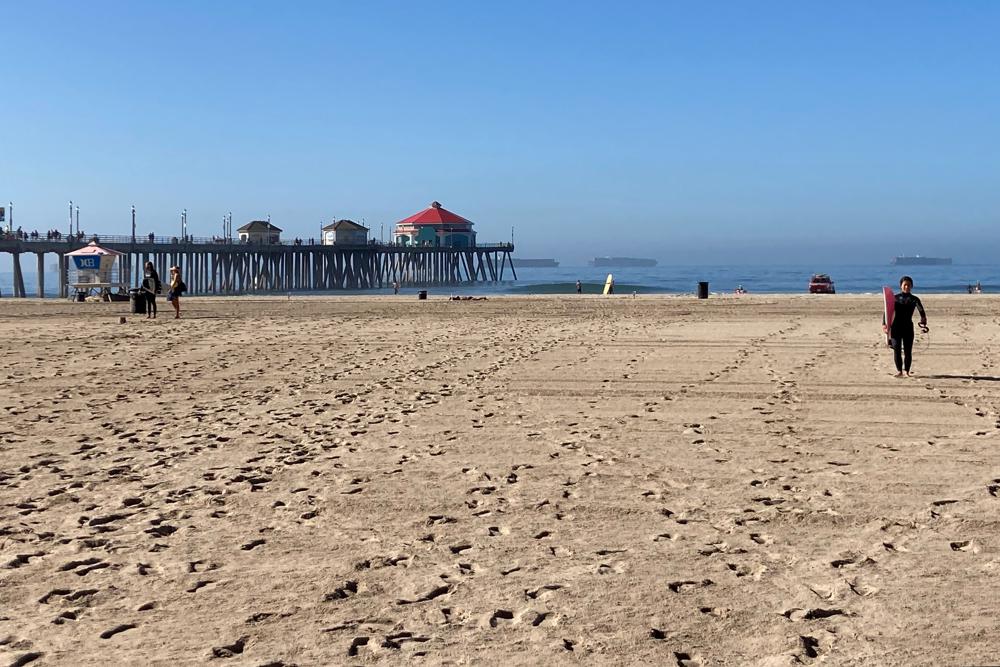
[
  {"left": 73, "top": 254, "right": 102, "bottom": 272},
  {"left": 66, "top": 242, "right": 125, "bottom": 299}
]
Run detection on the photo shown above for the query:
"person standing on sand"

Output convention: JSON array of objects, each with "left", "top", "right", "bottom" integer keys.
[
  {"left": 884, "top": 275, "right": 928, "bottom": 377},
  {"left": 141, "top": 261, "right": 161, "bottom": 319},
  {"left": 576, "top": 280, "right": 582, "bottom": 294},
  {"left": 167, "top": 266, "right": 185, "bottom": 319}
]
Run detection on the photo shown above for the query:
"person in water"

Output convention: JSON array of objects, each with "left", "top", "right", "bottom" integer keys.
[{"left": 884, "top": 275, "right": 928, "bottom": 377}]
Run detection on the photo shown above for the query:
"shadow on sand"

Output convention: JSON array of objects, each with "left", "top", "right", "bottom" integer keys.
[{"left": 926, "top": 374, "right": 1000, "bottom": 382}]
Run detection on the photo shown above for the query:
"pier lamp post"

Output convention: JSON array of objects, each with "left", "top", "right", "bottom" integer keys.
[
  {"left": 131, "top": 205, "right": 136, "bottom": 243},
  {"left": 227, "top": 212, "right": 232, "bottom": 241},
  {"left": 6, "top": 202, "right": 11, "bottom": 232},
  {"left": 181, "top": 209, "right": 187, "bottom": 241},
  {"left": 75, "top": 206, "right": 80, "bottom": 236},
  {"left": 68, "top": 200, "right": 73, "bottom": 236}
]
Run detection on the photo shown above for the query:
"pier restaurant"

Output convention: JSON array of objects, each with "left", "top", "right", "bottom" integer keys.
[{"left": 393, "top": 201, "right": 476, "bottom": 248}]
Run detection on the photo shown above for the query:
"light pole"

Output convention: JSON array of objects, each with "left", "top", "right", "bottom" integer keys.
[
  {"left": 7, "top": 202, "right": 11, "bottom": 232},
  {"left": 75, "top": 206, "right": 80, "bottom": 236},
  {"left": 181, "top": 209, "right": 187, "bottom": 241},
  {"left": 68, "top": 200, "right": 73, "bottom": 236},
  {"left": 227, "top": 212, "right": 232, "bottom": 240},
  {"left": 131, "top": 205, "right": 136, "bottom": 243}
]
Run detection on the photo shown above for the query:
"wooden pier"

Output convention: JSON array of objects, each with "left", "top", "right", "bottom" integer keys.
[{"left": 0, "top": 236, "right": 517, "bottom": 298}]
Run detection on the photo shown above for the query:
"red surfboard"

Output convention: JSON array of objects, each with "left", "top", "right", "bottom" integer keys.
[{"left": 882, "top": 286, "right": 894, "bottom": 346}]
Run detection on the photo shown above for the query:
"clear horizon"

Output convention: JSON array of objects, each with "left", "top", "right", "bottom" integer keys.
[{"left": 3, "top": 1, "right": 999, "bottom": 267}]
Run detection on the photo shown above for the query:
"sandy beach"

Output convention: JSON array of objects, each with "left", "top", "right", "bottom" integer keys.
[{"left": 1, "top": 293, "right": 998, "bottom": 666}]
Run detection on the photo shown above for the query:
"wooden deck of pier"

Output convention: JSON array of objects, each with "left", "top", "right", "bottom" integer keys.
[{"left": 0, "top": 236, "right": 517, "bottom": 298}]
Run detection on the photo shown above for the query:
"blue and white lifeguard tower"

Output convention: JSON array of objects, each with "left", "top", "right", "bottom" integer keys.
[{"left": 66, "top": 242, "right": 126, "bottom": 300}]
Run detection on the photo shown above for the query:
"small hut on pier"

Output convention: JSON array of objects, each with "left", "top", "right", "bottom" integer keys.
[
  {"left": 238, "top": 221, "right": 282, "bottom": 244},
  {"left": 322, "top": 219, "right": 369, "bottom": 246},
  {"left": 393, "top": 201, "right": 476, "bottom": 248}
]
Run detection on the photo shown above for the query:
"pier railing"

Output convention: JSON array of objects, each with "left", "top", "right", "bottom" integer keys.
[{"left": 1, "top": 233, "right": 513, "bottom": 250}]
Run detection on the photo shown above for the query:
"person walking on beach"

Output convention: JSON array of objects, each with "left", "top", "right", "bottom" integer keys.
[
  {"left": 576, "top": 280, "right": 582, "bottom": 294},
  {"left": 141, "top": 261, "right": 161, "bottom": 319},
  {"left": 884, "top": 275, "right": 928, "bottom": 377},
  {"left": 167, "top": 266, "right": 185, "bottom": 319}
]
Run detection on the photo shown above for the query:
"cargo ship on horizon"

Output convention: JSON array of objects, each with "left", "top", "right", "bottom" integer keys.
[
  {"left": 891, "top": 255, "right": 952, "bottom": 266},
  {"left": 589, "top": 256, "right": 657, "bottom": 267},
  {"left": 512, "top": 258, "right": 559, "bottom": 268}
]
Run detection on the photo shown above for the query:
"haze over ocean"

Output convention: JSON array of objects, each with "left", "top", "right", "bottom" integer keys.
[{"left": 2, "top": 2, "right": 999, "bottom": 268}]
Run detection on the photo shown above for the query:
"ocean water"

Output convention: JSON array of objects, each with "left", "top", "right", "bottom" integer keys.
[
  {"left": 1, "top": 264, "right": 996, "bottom": 298},
  {"left": 495, "top": 263, "right": 999, "bottom": 295}
]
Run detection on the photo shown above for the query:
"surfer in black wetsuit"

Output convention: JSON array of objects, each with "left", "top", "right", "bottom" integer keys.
[{"left": 883, "top": 275, "right": 928, "bottom": 377}]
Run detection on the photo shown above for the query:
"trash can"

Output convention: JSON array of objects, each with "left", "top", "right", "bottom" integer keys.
[
  {"left": 697, "top": 281, "right": 709, "bottom": 299},
  {"left": 75, "top": 292, "right": 86, "bottom": 302},
  {"left": 418, "top": 290, "right": 428, "bottom": 300},
  {"left": 130, "top": 289, "right": 146, "bottom": 314}
]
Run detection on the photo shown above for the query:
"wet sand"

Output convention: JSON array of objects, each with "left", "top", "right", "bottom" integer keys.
[{"left": 1, "top": 294, "right": 998, "bottom": 665}]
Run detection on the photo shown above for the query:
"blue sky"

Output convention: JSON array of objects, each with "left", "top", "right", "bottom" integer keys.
[{"left": 2, "top": 1, "right": 999, "bottom": 264}]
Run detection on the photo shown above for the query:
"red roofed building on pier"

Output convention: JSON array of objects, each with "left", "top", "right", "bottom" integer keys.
[{"left": 393, "top": 201, "right": 476, "bottom": 248}]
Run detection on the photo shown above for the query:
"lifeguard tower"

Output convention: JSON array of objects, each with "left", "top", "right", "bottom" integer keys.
[{"left": 66, "top": 242, "right": 126, "bottom": 301}]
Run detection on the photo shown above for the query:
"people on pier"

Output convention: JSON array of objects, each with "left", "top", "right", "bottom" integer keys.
[{"left": 142, "top": 261, "right": 161, "bottom": 319}]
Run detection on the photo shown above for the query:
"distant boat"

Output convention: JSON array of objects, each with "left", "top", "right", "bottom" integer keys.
[
  {"left": 589, "top": 257, "right": 657, "bottom": 267},
  {"left": 891, "top": 255, "right": 952, "bottom": 266},
  {"left": 512, "top": 258, "right": 559, "bottom": 268}
]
